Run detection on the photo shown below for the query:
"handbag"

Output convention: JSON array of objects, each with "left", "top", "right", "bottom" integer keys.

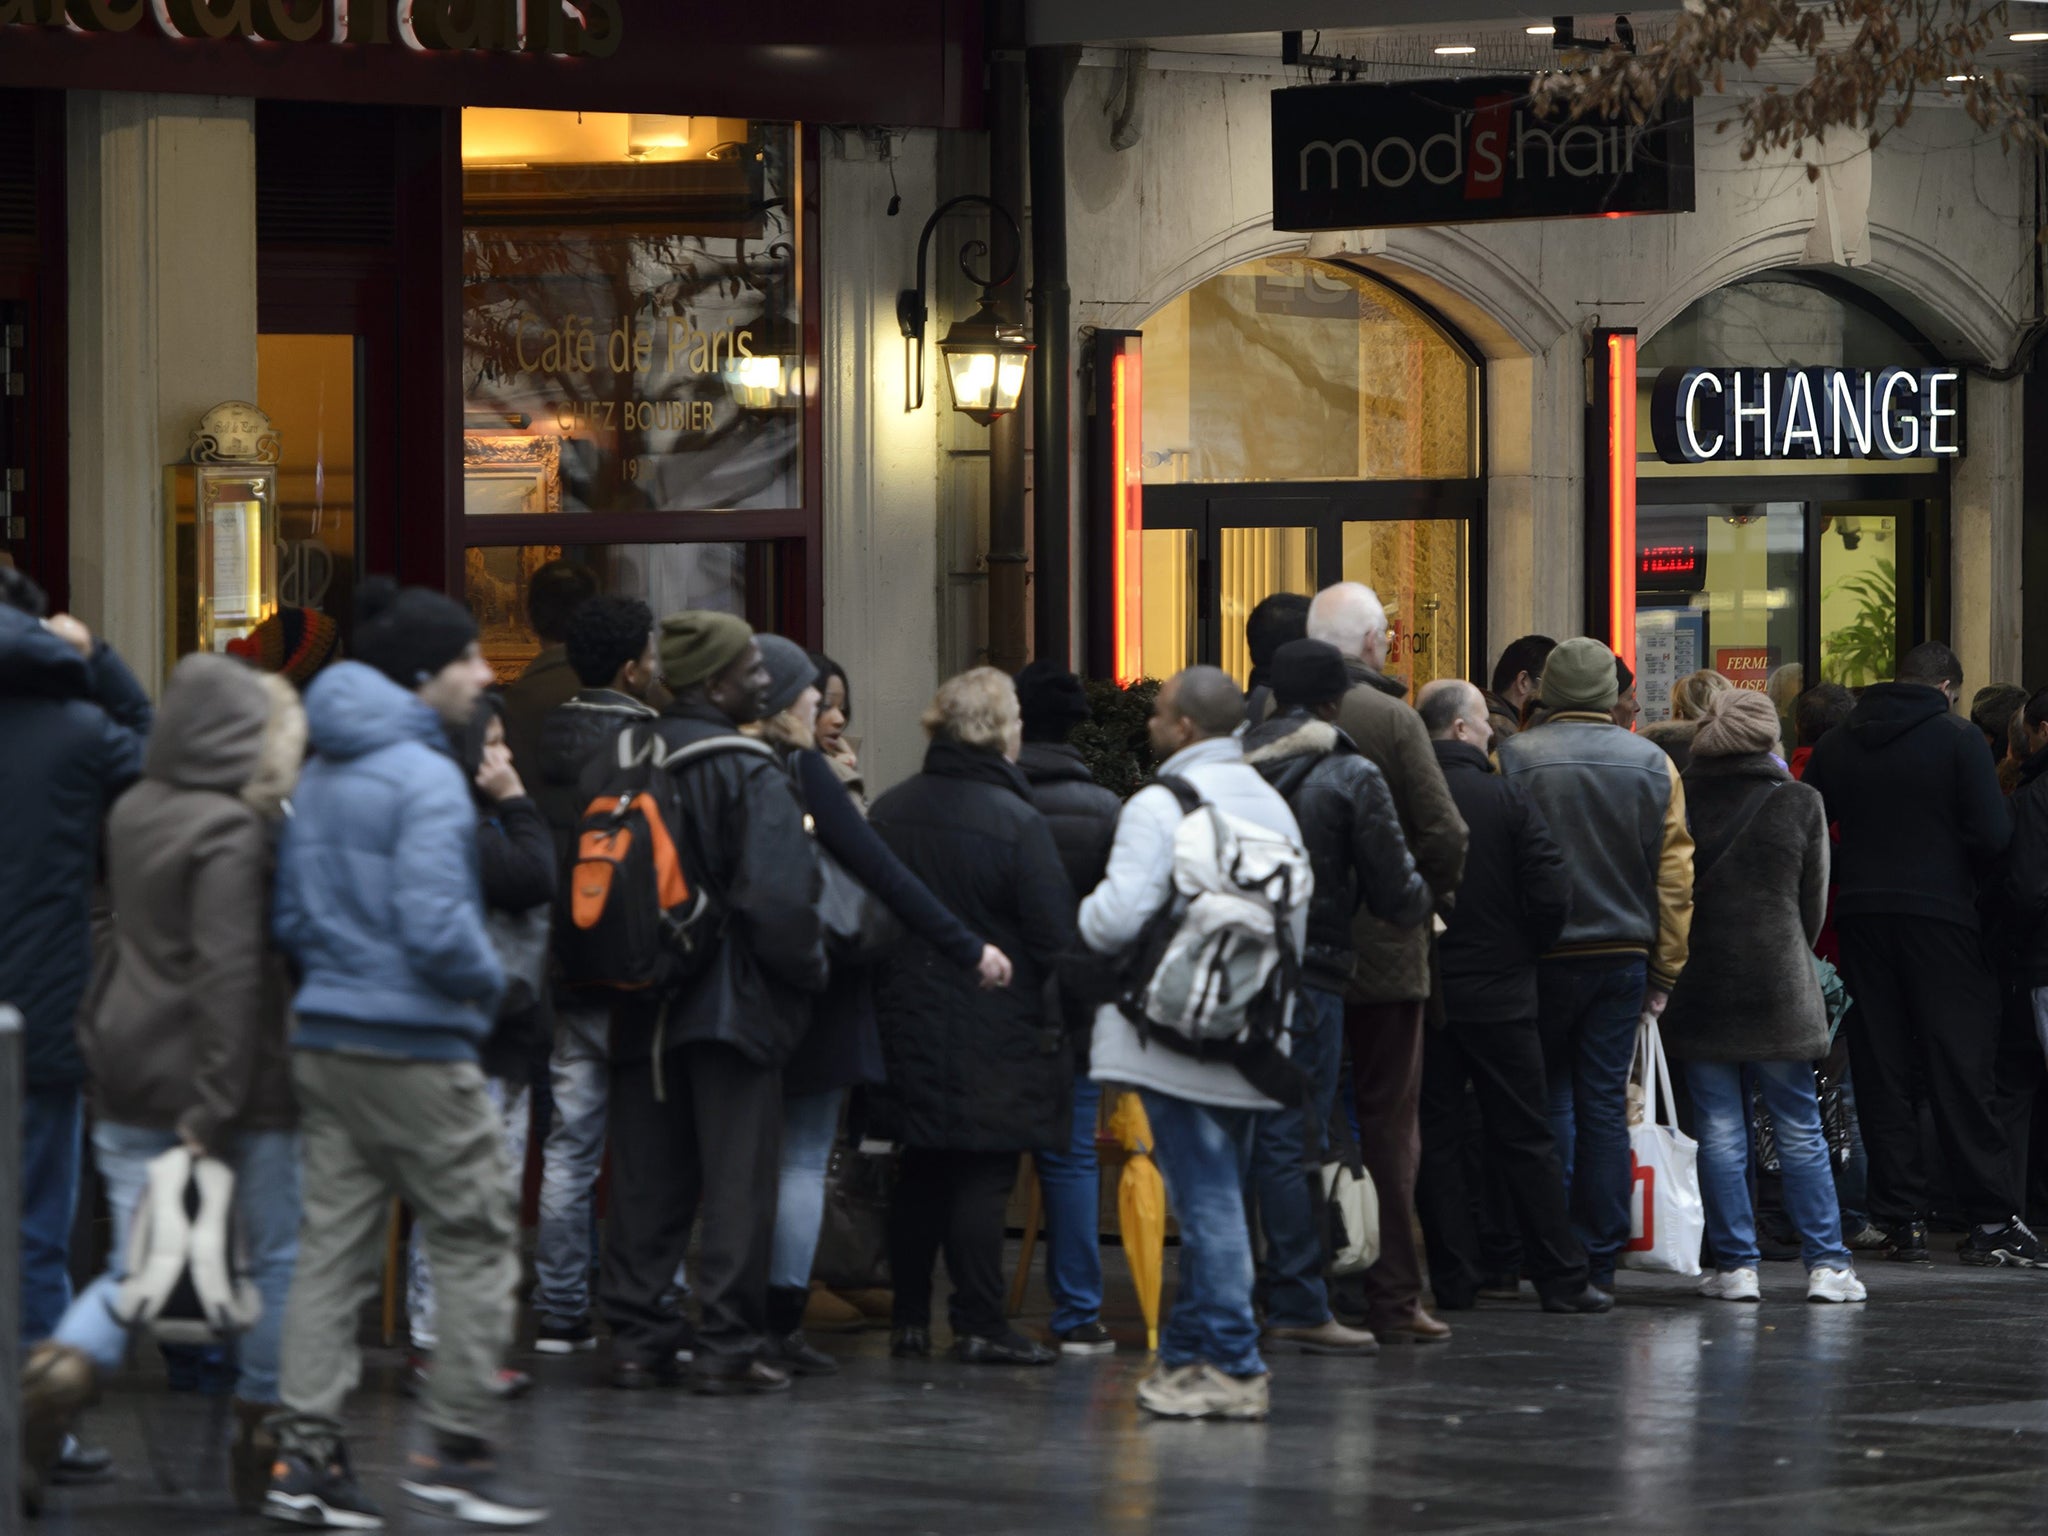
[
  {"left": 1622, "top": 1015, "right": 1705, "bottom": 1277},
  {"left": 816, "top": 846, "right": 903, "bottom": 965},
  {"left": 486, "top": 903, "right": 553, "bottom": 1021},
  {"left": 811, "top": 1141, "right": 894, "bottom": 1291},
  {"left": 1318, "top": 1104, "right": 1381, "bottom": 1276}
]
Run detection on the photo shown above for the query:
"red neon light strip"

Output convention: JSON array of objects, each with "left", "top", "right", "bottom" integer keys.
[{"left": 1608, "top": 332, "right": 1638, "bottom": 673}]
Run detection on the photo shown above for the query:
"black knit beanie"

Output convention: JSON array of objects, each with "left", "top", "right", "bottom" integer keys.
[
  {"left": 353, "top": 578, "right": 479, "bottom": 690},
  {"left": 1015, "top": 658, "right": 1092, "bottom": 743},
  {"left": 1270, "top": 638, "right": 1351, "bottom": 709}
]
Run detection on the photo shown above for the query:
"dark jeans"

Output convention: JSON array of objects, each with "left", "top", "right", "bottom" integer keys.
[
  {"left": 889, "top": 1148, "right": 1018, "bottom": 1339},
  {"left": 1418, "top": 1015, "right": 1589, "bottom": 1305},
  {"left": 1249, "top": 986, "right": 1345, "bottom": 1328},
  {"left": 600, "top": 1041, "right": 782, "bottom": 1372},
  {"left": 1837, "top": 915, "right": 2014, "bottom": 1226},
  {"left": 1538, "top": 956, "right": 1647, "bottom": 1285},
  {"left": 21, "top": 1086, "right": 81, "bottom": 1348},
  {"left": 1345, "top": 1000, "right": 1427, "bottom": 1327}
]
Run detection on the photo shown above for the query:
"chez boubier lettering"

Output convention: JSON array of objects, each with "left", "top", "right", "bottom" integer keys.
[
  {"left": 0, "top": 0, "right": 621, "bottom": 57},
  {"left": 1650, "top": 365, "right": 1964, "bottom": 464}
]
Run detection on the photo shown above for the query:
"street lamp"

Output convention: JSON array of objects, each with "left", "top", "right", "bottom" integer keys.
[{"left": 896, "top": 194, "right": 1034, "bottom": 425}]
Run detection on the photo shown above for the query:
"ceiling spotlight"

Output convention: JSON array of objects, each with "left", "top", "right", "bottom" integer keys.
[
  {"left": 2011, "top": 30, "right": 2048, "bottom": 39},
  {"left": 1434, "top": 43, "right": 1478, "bottom": 54},
  {"left": 1525, "top": 22, "right": 1556, "bottom": 33}
]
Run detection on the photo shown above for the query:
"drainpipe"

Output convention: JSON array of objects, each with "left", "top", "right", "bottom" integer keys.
[
  {"left": 985, "top": 0, "right": 1029, "bottom": 675},
  {"left": 1027, "top": 44, "right": 1076, "bottom": 667}
]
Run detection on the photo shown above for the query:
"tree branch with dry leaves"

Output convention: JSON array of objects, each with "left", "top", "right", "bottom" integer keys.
[{"left": 1531, "top": 0, "right": 2044, "bottom": 177}]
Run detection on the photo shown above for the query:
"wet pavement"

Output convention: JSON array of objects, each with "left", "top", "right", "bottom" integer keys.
[{"left": 36, "top": 1243, "right": 2048, "bottom": 1535}]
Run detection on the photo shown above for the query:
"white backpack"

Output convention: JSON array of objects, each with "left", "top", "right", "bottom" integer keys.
[
  {"left": 111, "top": 1148, "right": 263, "bottom": 1344},
  {"left": 1117, "top": 776, "right": 1312, "bottom": 1099}
]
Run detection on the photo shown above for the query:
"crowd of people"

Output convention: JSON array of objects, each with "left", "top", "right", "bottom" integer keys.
[{"left": 4, "top": 552, "right": 2045, "bottom": 1525}]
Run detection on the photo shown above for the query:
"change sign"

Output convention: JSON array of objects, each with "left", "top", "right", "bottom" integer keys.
[{"left": 1272, "top": 76, "right": 1694, "bottom": 232}]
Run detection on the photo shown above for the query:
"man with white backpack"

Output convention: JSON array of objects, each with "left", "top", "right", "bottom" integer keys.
[{"left": 1080, "top": 667, "right": 1311, "bottom": 1422}]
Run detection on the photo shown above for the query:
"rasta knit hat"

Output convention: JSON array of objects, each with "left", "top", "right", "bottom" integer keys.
[
  {"left": 226, "top": 604, "right": 342, "bottom": 690},
  {"left": 754, "top": 634, "right": 816, "bottom": 719},
  {"left": 351, "top": 578, "right": 477, "bottom": 690},
  {"left": 1692, "top": 687, "right": 1783, "bottom": 758},
  {"left": 1015, "top": 658, "right": 1092, "bottom": 743},
  {"left": 658, "top": 610, "right": 754, "bottom": 692},
  {"left": 1270, "top": 638, "right": 1352, "bottom": 709},
  {"left": 1540, "top": 637, "right": 1621, "bottom": 714}
]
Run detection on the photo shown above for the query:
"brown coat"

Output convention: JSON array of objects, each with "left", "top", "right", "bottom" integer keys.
[
  {"left": 80, "top": 655, "right": 304, "bottom": 1148},
  {"left": 1331, "top": 658, "right": 1468, "bottom": 1002}
]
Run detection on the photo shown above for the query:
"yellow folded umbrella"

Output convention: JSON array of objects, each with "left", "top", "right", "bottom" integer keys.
[{"left": 1108, "top": 1093, "right": 1166, "bottom": 1354}]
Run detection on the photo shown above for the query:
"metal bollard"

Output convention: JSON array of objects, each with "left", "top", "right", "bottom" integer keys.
[{"left": 0, "top": 1005, "right": 21, "bottom": 1533}]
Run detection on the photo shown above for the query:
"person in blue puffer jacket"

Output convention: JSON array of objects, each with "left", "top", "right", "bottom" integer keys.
[{"left": 265, "top": 579, "right": 548, "bottom": 1531}]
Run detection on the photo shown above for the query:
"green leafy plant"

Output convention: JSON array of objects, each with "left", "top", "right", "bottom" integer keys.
[
  {"left": 1822, "top": 558, "right": 1897, "bottom": 688},
  {"left": 1073, "top": 678, "right": 1161, "bottom": 799}
]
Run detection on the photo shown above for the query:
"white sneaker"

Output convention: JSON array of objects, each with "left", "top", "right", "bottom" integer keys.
[
  {"left": 1135, "top": 1362, "right": 1271, "bottom": 1421},
  {"left": 1698, "top": 1267, "right": 1762, "bottom": 1301},
  {"left": 1807, "top": 1265, "right": 1868, "bottom": 1303}
]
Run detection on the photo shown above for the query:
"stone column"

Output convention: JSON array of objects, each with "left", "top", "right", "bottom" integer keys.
[
  {"left": 1950, "top": 372, "right": 2023, "bottom": 692},
  {"left": 1485, "top": 336, "right": 1584, "bottom": 661},
  {"left": 820, "top": 130, "right": 945, "bottom": 796},
  {"left": 67, "top": 92, "right": 257, "bottom": 688}
]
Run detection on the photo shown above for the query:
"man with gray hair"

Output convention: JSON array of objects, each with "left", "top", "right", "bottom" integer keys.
[
  {"left": 1304, "top": 582, "right": 1467, "bottom": 1344},
  {"left": 1081, "top": 666, "right": 1309, "bottom": 1421}
]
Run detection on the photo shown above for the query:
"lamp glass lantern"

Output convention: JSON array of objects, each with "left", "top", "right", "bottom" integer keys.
[{"left": 938, "top": 298, "right": 1033, "bottom": 426}]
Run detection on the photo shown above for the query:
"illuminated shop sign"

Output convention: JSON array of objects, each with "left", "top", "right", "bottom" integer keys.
[
  {"left": 1649, "top": 365, "right": 1963, "bottom": 465},
  {"left": 0, "top": 0, "right": 620, "bottom": 57}
]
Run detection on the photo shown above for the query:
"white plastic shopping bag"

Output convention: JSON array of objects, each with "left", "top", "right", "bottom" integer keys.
[{"left": 1622, "top": 1016, "right": 1704, "bottom": 1276}]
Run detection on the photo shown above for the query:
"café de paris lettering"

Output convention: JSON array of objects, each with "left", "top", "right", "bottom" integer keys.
[
  {"left": 0, "top": 0, "right": 620, "bottom": 57},
  {"left": 1649, "top": 365, "right": 1964, "bottom": 465}
]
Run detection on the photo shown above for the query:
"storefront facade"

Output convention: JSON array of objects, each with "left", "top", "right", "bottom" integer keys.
[{"left": 1057, "top": 51, "right": 2034, "bottom": 700}]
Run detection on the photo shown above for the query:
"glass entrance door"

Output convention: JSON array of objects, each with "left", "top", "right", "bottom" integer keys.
[{"left": 1140, "top": 485, "right": 1476, "bottom": 696}]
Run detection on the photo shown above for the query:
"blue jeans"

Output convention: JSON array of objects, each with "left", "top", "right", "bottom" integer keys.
[
  {"left": 1538, "top": 957, "right": 1647, "bottom": 1283},
  {"left": 535, "top": 1007, "right": 610, "bottom": 1327},
  {"left": 1033, "top": 1076, "right": 1104, "bottom": 1334},
  {"left": 53, "top": 1121, "right": 301, "bottom": 1402},
  {"left": 770, "top": 1088, "right": 845, "bottom": 1292},
  {"left": 21, "top": 1087, "right": 82, "bottom": 1349},
  {"left": 1689, "top": 1060, "right": 1851, "bottom": 1272},
  {"left": 1249, "top": 986, "right": 1344, "bottom": 1328},
  {"left": 1139, "top": 1090, "right": 1265, "bottom": 1379}
]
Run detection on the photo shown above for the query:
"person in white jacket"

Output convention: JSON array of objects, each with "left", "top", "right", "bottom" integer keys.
[{"left": 1080, "top": 666, "right": 1310, "bottom": 1422}]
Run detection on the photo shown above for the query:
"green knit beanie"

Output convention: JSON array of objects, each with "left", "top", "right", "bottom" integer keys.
[
  {"left": 658, "top": 610, "right": 754, "bottom": 692},
  {"left": 1540, "top": 637, "right": 1620, "bottom": 713}
]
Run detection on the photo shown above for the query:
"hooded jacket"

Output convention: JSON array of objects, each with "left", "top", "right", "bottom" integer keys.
[
  {"left": 274, "top": 661, "right": 504, "bottom": 1059},
  {"left": 1017, "top": 740, "right": 1121, "bottom": 902},
  {"left": 1329, "top": 658, "right": 1468, "bottom": 1004},
  {"left": 1432, "top": 738, "right": 1572, "bottom": 1023},
  {"left": 82, "top": 655, "right": 304, "bottom": 1146},
  {"left": 1497, "top": 712, "right": 1694, "bottom": 992},
  {"left": 535, "top": 687, "right": 658, "bottom": 860},
  {"left": 1244, "top": 711, "right": 1432, "bottom": 993},
  {"left": 0, "top": 606, "right": 152, "bottom": 1090},
  {"left": 1803, "top": 682, "right": 2011, "bottom": 930},
  {"left": 1082, "top": 735, "right": 1309, "bottom": 1111},
  {"left": 1661, "top": 754, "right": 1831, "bottom": 1063},
  {"left": 610, "top": 698, "right": 828, "bottom": 1070},
  {"left": 870, "top": 740, "right": 1078, "bottom": 1151}
]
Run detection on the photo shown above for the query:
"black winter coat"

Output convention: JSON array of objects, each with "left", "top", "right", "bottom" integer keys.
[
  {"left": 475, "top": 794, "right": 556, "bottom": 1084},
  {"left": 611, "top": 700, "right": 828, "bottom": 1071},
  {"left": 870, "top": 740, "right": 1079, "bottom": 1152},
  {"left": 1804, "top": 682, "right": 2011, "bottom": 930},
  {"left": 1661, "top": 754, "right": 1831, "bottom": 1063},
  {"left": 1432, "top": 740, "right": 1571, "bottom": 1023},
  {"left": 1017, "top": 741, "right": 1120, "bottom": 899},
  {"left": 2004, "top": 746, "right": 2048, "bottom": 986},
  {"left": 784, "top": 746, "right": 983, "bottom": 1096},
  {"left": 535, "top": 688, "right": 658, "bottom": 862},
  {"left": 0, "top": 608, "right": 152, "bottom": 1090},
  {"left": 1244, "top": 711, "right": 1432, "bottom": 994}
]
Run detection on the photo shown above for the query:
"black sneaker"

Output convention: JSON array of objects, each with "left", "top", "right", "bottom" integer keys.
[
  {"left": 1884, "top": 1220, "right": 1931, "bottom": 1262},
  {"left": 1053, "top": 1321, "right": 1117, "bottom": 1356},
  {"left": 1961, "top": 1218, "right": 2048, "bottom": 1268},
  {"left": 399, "top": 1446, "right": 548, "bottom": 1528},
  {"left": 533, "top": 1318, "right": 596, "bottom": 1355},
  {"left": 263, "top": 1447, "right": 386, "bottom": 1530},
  {"left": 953, "top": 1331, "right": 1059, "bottom": 1366},
  {"left": 762, "top": 1330, "right": 840, "bottom": 1377},
  {"left": 52, "top": 1434, "right": 114, "bottom": 1484},
  {"left": 890, "top": 1326, "right": 932, "bottom": 1359}
]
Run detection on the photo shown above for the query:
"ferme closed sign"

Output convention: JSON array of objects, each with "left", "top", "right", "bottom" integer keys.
[{"left": 1649, "top": 365, "right": 1964, "bottom": 464}]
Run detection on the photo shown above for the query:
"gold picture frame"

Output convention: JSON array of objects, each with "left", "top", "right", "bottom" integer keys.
[{"left": 463, "top": 433, "right": 563, "bottom": 517}]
